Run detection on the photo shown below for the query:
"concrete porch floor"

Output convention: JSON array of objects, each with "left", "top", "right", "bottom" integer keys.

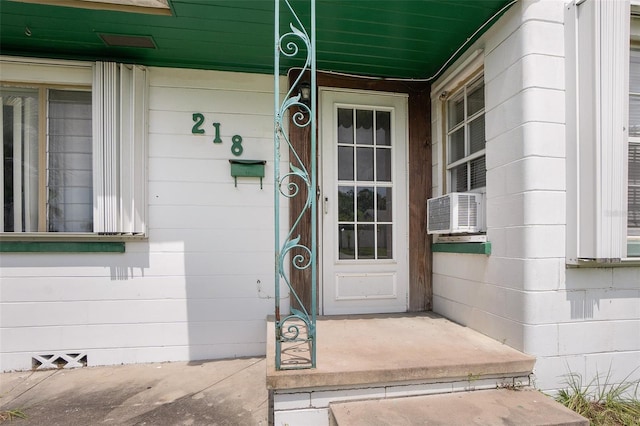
[{"left": 267, "top": 312, "right": 536, "bottom": 390}]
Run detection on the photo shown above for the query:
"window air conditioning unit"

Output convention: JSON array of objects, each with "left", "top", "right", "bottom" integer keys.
[{"left": 427, "top": 192, "right": 483, "bottom": 234}]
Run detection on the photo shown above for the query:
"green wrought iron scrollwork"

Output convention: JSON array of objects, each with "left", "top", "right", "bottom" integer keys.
[{"left": 274, "top": 0, "right": 316, "bottom": 370}]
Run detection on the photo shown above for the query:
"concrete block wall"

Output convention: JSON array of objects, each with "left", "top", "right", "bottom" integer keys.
[
  {"left": 0, "top": 65, "right": 290, "bottom": 371},
  {"left": 431, "top": 0, "right": 640, "bottom": 393}
]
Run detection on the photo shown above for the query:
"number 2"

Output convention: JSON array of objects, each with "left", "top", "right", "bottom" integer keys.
[{"left": 192, "top": 113, "right": 205, "bottom": 134}]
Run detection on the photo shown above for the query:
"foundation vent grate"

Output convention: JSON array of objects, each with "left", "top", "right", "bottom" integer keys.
[{"left": 32, "top": 353, "right": 88, "bottom": 370}]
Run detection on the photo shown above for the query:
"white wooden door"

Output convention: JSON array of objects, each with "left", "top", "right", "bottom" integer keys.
[{"left": 320, "top": 89, "right": 409, "bottom": 315}]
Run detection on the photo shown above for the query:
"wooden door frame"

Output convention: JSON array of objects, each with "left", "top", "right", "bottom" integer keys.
[{"left": 287, "top": 69, "right": 432, "bottom": 313}]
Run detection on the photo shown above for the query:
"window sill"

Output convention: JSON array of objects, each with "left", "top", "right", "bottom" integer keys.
[
  {"left": 0, "top": 233, "right": 141, "bottom": 252},
  {"left": 0, "top": 232, "right": 145, "bottom": 242},
  {"left": 0, "top": 241, "right": 125, "bottom": 253},
  {"left": 432, "top": 242, "right": 491, "bottom": 255}
]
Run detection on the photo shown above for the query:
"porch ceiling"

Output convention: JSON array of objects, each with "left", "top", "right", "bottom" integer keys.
[{"left": 1, "top": 0, "right": 510, "bottom": 79}]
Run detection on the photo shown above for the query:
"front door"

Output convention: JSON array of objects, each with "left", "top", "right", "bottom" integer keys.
[{"left": 320, "top": 89, "right": 409, "bottom": 315}]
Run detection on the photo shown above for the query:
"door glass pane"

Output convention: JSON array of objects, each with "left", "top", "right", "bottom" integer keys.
[
  {"left": 338, "top": 186, "right": 354, "bottom": 221},
  {"left": 356, "top": 147, "right": 374, "bottom": 181},
  {"left": 338, "top": 224, "right": 355, "bottom": 259},
  {"left": 377, "top": 224, "right": 392, "bottom": 259},
  {"left": 335, "top": 106, "right": 395, "bottom": 261},
  {"left": 338, "top": 146, "right": 354, "bottom": 180},
  {"left": 356, "top": 186, "right": 374, "bottom": 222},
  {"left": 357, "top": 224, "right": 375, "bottom": 259},
  {"left": 376, "top": 187, "right": 392, "bottom": 222},
  {"left": 338, "top": 108, "right": 353, "bottom": 144},
  {"left": 376, "top": 148, "right": 391, "bottom": 182},
  {"left": 448, "top": 128, "right": 465, "bottom": 164},
  {"left": 47, "top": 89, "right": 92, "bottom": 232},
  {"left": 356, "top": 109, "right": 373, "bottom": 145},
  {"left": 376, "top": 111, "right": 391, "bottom": 146},
  {"left": 469, "top": 116, "right": 485, "bottom": 154}
]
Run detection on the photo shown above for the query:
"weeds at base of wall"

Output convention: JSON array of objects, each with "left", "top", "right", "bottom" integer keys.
[
  {"left": 555, "top": 368, "right": 640, "bottom": 426},
  {"left": 0, "top": 409, "right": 27, "bottom": 423}
]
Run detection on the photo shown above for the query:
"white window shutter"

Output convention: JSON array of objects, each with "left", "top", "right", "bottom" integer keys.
[
  {"left": 565, "top": 0, "right": 630, "bottom": 262},
  {"left": 93, "top": 62, "right": 147, "bottom": 234},
  {"left": 119, "top": 64, "right": 148, "bottom": 234}
]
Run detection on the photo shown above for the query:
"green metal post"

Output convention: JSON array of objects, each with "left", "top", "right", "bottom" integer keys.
[
  {"left": 310, "top": 0, "right": 317, "bottom": 368},
  {"left": 273, "top": 0, "right": 281, "bottom": 370},
  {"left": 273, "top": 0, "right": 316, "bottom": 370}
]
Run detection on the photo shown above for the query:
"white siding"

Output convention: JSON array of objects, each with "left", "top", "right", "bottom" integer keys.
[
  {"left": 0, "top": 67, "right": 289, "bottom": 371},
  {"left": 431, "top": 0, "right": 640, "bottom": 393}
]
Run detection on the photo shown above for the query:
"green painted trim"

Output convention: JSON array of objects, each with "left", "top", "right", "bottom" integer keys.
[
  {"left": 432, "top": 242, "right": 491, "bottom": 255},
  {"left": 0, "top": 241, "right": 125, "bottom": 253},
  {"left": 1, "top": 0, "right": 512, "bottom": 79},
  {"left": 628, "top": 240, "right": 640, "bottom": 257}
]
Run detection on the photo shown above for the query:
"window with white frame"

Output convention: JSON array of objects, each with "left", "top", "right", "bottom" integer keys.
[
  {"left": 446, "top": 74, "right": 486, "bottom": 193},
  {"left": 1, "top": 59, "right": 147, "bottom": 236},
  {"left": 2, "top": 86, "right": 93, "bottom": 232}
]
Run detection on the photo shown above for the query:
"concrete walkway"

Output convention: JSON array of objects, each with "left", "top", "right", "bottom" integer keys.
[{"left": 0, "top": 357, "right": 267, "bottom": 426}]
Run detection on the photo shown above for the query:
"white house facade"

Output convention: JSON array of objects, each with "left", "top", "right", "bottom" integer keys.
[
  {"left": 430, "top": 0, "right": 640, "bottom": 392},
  {"left": 0, "top": 0, "right": 638, "bottom": 397},
  {"left": 1, "top": 61, "right": 291, "bottom": 371}
]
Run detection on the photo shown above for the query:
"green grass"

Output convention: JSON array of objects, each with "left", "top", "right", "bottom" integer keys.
[
  {"left": 0, "top": 409, "right": 27, "bottom": 422},
  {"left": 555, "top": 368, "right": 640, "bottom": 426}
]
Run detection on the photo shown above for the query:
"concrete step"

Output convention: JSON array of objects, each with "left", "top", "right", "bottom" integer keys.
[
  {"left": 329, "top": 388, "right": 589, "bottom": 426},
  {"left": 269, "top": 314, "right": 538, "bottom": 425},
  {"left": 267, "top": 313, "right": 535, "bottom": 391}
]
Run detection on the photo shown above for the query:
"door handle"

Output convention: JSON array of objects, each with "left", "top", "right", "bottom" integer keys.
[{"left": 324, "top": 197, "right": 329, "bottom": 214}]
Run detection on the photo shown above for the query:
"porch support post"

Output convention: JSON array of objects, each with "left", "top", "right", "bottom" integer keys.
[
  {"left": 274, "top": 0, "right": 317, "bottom": 370},
  {"left": 408, "top": 90, "right": 432, "bottom": 311}
]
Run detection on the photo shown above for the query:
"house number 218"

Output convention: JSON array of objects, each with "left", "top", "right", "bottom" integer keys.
[{"left": 191, "top": 113, "right": 243, "bottom": 157}]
